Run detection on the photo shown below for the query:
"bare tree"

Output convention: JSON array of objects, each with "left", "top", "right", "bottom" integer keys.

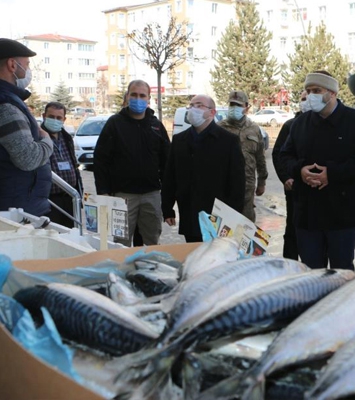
[{"left": 127, "top": 17, "right": 192, "bottom": 120}]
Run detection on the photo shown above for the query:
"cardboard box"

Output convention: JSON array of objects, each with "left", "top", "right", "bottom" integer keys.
[{"left": 0, "top": 243, "right": 200, "bottom": 400}]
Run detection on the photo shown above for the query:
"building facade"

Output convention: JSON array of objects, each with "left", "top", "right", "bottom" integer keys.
[{"left": 19, "top": 34, "right": 98, "bottom": 104}]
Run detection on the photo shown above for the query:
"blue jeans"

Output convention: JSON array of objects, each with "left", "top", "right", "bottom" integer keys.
[{"left": 296, "top": 227, "right": 355, "bottom": 270}]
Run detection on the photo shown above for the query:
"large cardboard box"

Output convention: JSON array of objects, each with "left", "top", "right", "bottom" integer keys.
[{"left": 0, "top": 243, "right": 200, "bottom": 400}]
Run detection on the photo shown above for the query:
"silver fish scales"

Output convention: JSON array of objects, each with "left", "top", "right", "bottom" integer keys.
[{"left": 14, "top": 282, "right": 159, "bottom": 356}]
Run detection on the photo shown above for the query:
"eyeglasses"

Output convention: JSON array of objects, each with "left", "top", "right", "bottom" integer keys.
[{"left": 186, "top": 103, "right": 213, "bottom": 110}]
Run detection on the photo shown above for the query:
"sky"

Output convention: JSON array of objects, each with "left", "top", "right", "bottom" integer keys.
[{"left": 0, "top": 0, "right": 124, "bottom": 63}]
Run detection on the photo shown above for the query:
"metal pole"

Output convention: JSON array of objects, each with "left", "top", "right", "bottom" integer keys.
[{"left": 292, "top": 0, "right": 306, "bottom": 36}]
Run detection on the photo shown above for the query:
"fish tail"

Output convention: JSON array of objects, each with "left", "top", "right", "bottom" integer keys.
[{"left": 240, "top": 374, "right": 266, "bottom": 400}]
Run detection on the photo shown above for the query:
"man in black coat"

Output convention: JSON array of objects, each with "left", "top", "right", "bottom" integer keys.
[
  {"left": 280, "top": 71, "right": 355, "bottom": 269},
  {"left": 162, "top": 94, "right": 246, "bottom": 243}
]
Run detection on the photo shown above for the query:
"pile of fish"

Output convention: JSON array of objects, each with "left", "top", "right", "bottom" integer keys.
[{"left": 11, "top": 236, "right": 355, "bottom": 399}]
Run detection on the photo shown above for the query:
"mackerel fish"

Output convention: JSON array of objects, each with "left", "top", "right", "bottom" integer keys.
[
  {"left": 198, "top": 270, "right": 355, "bottom": 400},
  {"left": 13, "top": 282, "right": 159, "bottom": 356},
  {"left": 159, "top": 257, "right": 309, "bottom": 344},
  {"left": 305, "top": 336, "right": 355, "bottom": 400}
]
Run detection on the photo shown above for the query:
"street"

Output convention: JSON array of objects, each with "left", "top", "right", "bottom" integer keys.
[{"left": 80, "top": 145, "right": 287, "bottom": 257}]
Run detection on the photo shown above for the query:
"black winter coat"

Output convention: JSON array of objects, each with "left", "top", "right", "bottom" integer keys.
[
  {"left": 161, "top": 121, "right": 246, "bottom": 237},
  {"left": 280, "top": 101, "right": 355, "bottom": 230},
  {"left": 94, "top": 107, "right": 170, "bottom": 195}
]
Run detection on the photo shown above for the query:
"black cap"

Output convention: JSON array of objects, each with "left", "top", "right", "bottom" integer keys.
[{"left": 0, "top": 38, "right": 36, "bottom": 59}]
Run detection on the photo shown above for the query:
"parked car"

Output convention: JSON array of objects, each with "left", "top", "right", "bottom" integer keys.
[
  {"left": 249, "top": 109, "right": 293, "bottom": 127},
  {"left": 172, "top": 106, "right": 269, "bottom": 150},
  {"left": 70, "top": 107, "right": 96, "bottom": 119},
  {"left": 74, "top": 115, "right": 111, "bottom": 166}
]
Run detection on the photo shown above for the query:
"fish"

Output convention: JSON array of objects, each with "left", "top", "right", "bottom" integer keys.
[
  {"left": 134, "top": 259, "right": 180, "bottom": 274},
  {"left": 305, "top": 337, "right": 355, "bottom": 400},
  {"left": 13, "top": 282, "right": 159, "bottom": 356},
  {"left": 106, "top": 272, "right": 145, "bottom": 306},
  {"left": 114, "top": 269, "right": 355, "bottom": 399},
  {"left": 179, "top": 237, "right": 240, "bottom": 280},
  {"left": 159, "top": 257, "right": 310, "bottom": 344},
  {"left": 198, "top": 271, "right": 355, "bottom": 400}
]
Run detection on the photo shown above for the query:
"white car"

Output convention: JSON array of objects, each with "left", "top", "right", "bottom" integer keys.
[
  {"left": 249, "top": 109, "right": 293, "bottom": 127},
  {"left": 172, "top": 106, "right": 269, "bottom": 150},
  {"left": 74, "top": 115, "right": 111, "bottom": 166}
]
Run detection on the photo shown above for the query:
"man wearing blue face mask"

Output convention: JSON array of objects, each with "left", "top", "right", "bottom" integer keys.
[
  {"left": 280, "top": 71, "right": 355, "bottom": 270},
  {"left": 0, "top": 38, "right": 53, "bottom": 216},
  {"left": 41, "top": 102, "right": 83, "bottom": 228},
  {"left": 218, "top": 90, "right": 268, "bottom": 222},
  {"left": 94, "top": 79, "right": 170, "bottom": 247}
]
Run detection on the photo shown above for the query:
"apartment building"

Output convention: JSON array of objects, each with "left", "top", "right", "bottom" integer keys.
[
  {"left": 103, "top": 0, "right": 355, "bottom": 103},
  {"left": 18, "top": 34, "right": 97, "bottom": 104},
  {"left": 103, "top": 0, "right": 236, "bottom": 102}
]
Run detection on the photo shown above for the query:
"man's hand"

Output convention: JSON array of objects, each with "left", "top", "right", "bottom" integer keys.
[
  {"left": 284, "top": 178, "right": 294, "bottom": 191},
  {"left": 165, "top": 218, "right": 176, "bottom": 226},
  {"left": 301, "top": 163, "right": 328, "bottom": 190},
  {"left": 255, "top": 185, "right": 265, "bottom": 196}
]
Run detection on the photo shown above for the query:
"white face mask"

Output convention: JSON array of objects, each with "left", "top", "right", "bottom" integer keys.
[
  {"left": 187, "top": 107, "right": 207, "bottom": 127},
  {"left": 299, "top": 99, "right": 312, "bottom": 113},
  {"left": 307, "top": 93, "right": 329, "bottom": 113},
  {"left": 14, "top": 61, "right": 32, "bottom": 89}
]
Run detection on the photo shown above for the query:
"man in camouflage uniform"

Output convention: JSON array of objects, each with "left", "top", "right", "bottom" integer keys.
[{"left": 218, "top": 90, "right": 268, "bottom": 222}]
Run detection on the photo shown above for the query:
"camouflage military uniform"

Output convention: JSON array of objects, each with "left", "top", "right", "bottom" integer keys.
[{"left": 219, "top": 117, "right": 268, "bottom": 222}]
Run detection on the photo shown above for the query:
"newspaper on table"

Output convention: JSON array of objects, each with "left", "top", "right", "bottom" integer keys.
[
  {"left": 83, "top": 193, "right": 128, "bottom": 240},
  {"left": 211, "top": 198, "right": 270, "bottom": 256}
]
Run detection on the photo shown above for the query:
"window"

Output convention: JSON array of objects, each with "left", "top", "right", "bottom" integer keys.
[
  {"left": 349, "top": 32, "right": 355, "bottom": 47},
  {"left": 110, "top": 54, "right": 116, "bottom": 65},
  {"left": 45, "top": 72, "right": 50, "bottom": 79},
  {"left": 292, "top": 8, "right": 307, "bottom": 22},
  {"left": 281, "top": 9, "right": 288, "bottom": 23},
  {"left": 175, "top": 0, "right": 182, "bottom": 12},
  {"left": 68, "top": 58, "right": 73, "bottom": 65},
  {"left": 267, "top": 10, "right": 273, "bottom": 22},
  {"left": 167, "top": 4, "right": 172, "bottom": 17},
  {"left": 79, "top": 58, "right": 94, "bottom": 66},
  {"left": 188, "top": 0, "right": 194, "bottom": 7},
  {"left": 187, "top": 71, "right": 193, "bottom": 83},
  {"left": 44, "top": 57, "right": 50, "bottom": 64},
  {"left": 44, "top": 42, "right": 49, "bottom": 49},
  {"left": 110, "top": 74, "right": 116, "bottom": 86},
  {"left": 45, "top": 87, "right": 51, "bottom": 93},
  {"left": 118, "top": 13, "right": 125, "bottom": 28},
  {"left": 187, "top": 47, "right": 193, "bottom": 59},
  {"left": 211, "top": 26, "right": 217, "bottom": 36},
  {"left": 319, "top": 6, "right": 326, "bottom": 19},
  {"left": 212, "top": 49, "right": 217, "bottom": 59},
  {"left": 78, "top": 44, "right": 94, "bottom": 51},
  {"left": 175, "top": 70, "right": 182, "bottom": 83},
  {"left": 280, "top": 37, "right": 287, "bottom": 49},
  {"left": 69, "top": 87, "right": 73, "bottom": 94},
  {"left": 68, "top": 73, "right": 73, "bottom": 79},
  {"left": 128, "top": 12, "right": 135, "bottom": 23},
  {"left": 119, "top": 55, "right": 126, "bottom": 68},
  {"left": 67, "top": 44, "right": 72, "bottom": 50},
  {"left": 118, "top": 34, "right": 125, "bottom": 49},
  {"left": 187, "top": 23, "right": 194, "bottom": 35},
  {"left": 212, "top": 3, "right": 218, "bottom": 13},
  {"left": 78, "top": 87, "right": 95, "bottom": 95},
  {"left": 79, "top": 73, "right": 95, "bottom": 79},
  {"left": 110, "top": 13, "right": 115, "bottom": 24},
  {"left": 350, "top": 2, "right": 355, "bottom": 15}
]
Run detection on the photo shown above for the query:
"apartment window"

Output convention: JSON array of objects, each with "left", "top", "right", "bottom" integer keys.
[
  {"left": 44, "top": 57, "right": 50, "bottom": 64},
  {"left": 167, "top": 5, "right": 172, "bottom": 17},
  {"left": 79, "top": 58, "right": 94, "bottom": 66},
  {"left": 110, "top": 74, "right": 116, "bottom": 86},
  {"left": 118, "top": 13, "right": 125, "bottom": 28},
  {"left": 110, "top": 13, "right": 115, "bottom": 24},
  {"left": 351, "top": 3, "right": 355, "bottom": 15},
  {"left": 119, "top": 55, "right": 126, "bottom": 68},
  {"left": 349, "top": 32, "right": 355, "bottom": 46},
  {"left": 280, "top": 37, "right": 287, "bottom": 49},
  {"left": 110, "top": 54, "right": 116, "bottom": 65},
  {"left": 281, "top": 9, "right": 288, "bottom": 23},
  {"left": 292, "top": 8, "right": 307, "bottom": 22},
  {"left": 45, "top": 72, "right": 50, "bottom": 79},
  {"left": 67, "top": 44, "right": 72, "bottom": 50},
  {"left": 188, "top": 0, "right": 194, "bottom": 8},
  {"left": 212, "top": 49, "right": 217, "bottom": 59},
  {"left": 267, "top": 10, "right": 273, "bottom": 22},
  {"left": 78, "top": 44, "right": 94, "bottom": 51},
  {"left": 175, "top": 0, "right": 182, "bottom": 12},
  {"left": 68, "top": 73, "right": 73, "bottom": 79},
  {"left": 128, "top": 12, "right": 135, "bottom": 23},
  {"left": 110, "top": 33, "right": 116, "bottom": 46},
  {"left": 187, "top": 47, "right": 193, "bottom": 59},
  {"left": 188, "top": 71, "right": 193, "bottom": 81},
  {"left": 187, "top": 23, "right": 194, "bottom": 35},
  {"left": 211, "top": 26, "right": 217, "bottom": 36},
  {"left": 212, "top": 3, "right": 218, "bottom": 13},
  {"left": 79, "top": 73, "right": 95, "bottom": 79},
  {"left": 69, "top": 87, "right": 73, "bottom": 94},
  {"left": 175, "top": 70, "right": 182, "bottom": 83},
  {"left": 44, "top": 42, "right": 49, "bottom": 49},
  {"left": 45, "top": 87, "right": 51, "bottom": 93},
  {"left": 319, "top": 6, "right": 326, "bottom": 19},
  {"left": 118, "top": 34, "right": 125, "bottom": 49}
]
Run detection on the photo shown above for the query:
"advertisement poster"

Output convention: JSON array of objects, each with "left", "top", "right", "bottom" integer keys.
[
  {"left": 211, "top": 198, "right": 270, "bottom": 256},
  {"left": 83, "top": 193, "right": 128, "bottom": 239}
]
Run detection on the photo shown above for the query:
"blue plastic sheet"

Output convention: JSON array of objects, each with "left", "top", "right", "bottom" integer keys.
[{"left": 198, "top": 211, "right": 218, "bottom": 242}]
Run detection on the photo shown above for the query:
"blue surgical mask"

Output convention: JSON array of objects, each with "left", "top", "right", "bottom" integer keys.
[
  {"left": 228, "top": 106, "right": 244, "bottom": 120},
  {"left": 129, "top": 98, "right": 148, "bottom": 114},
  {"left": 307, "top": 93, "right": 329, "bottom": 113},
  {"left": 44, "top": 118, "right": 64, "bottom": 132},
  {"left": 299, "top": 99, "right": 311, "bottom": 113}
]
